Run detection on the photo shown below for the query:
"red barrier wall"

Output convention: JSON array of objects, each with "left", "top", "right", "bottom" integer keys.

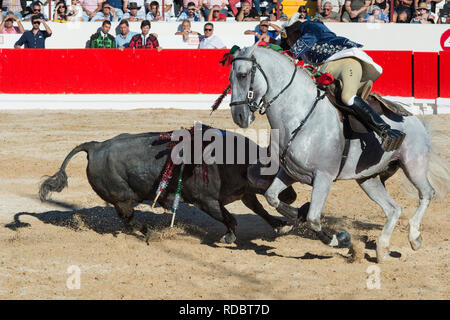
[
  {"left": 439, "top": 51, "right": 450, "bottom": 98},
  {"left": 366, "top": 50, "right": 413, "bottom": 97},
  {"left": 0, "top": 49, "right": 442, "bottom": 98},
  {"left": 414, "top": 52, "right": 438, "bottom": 99}
]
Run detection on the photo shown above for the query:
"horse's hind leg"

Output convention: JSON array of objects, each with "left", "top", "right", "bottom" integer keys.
[
  {"left": 400, "top": 161, "right": 435, "bottom": 251},
  {"left": 357, "top": 176, "right": 402, "bottom": 263}
]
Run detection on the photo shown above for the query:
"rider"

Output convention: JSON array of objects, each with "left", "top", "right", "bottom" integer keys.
[{"left": 281, "top": 19, "right": 405, "bottom": 151}]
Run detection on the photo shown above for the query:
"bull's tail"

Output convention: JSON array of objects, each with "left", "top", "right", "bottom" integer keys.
[{"left": 39, "top": 141, "right": 98, "bottom": 201}]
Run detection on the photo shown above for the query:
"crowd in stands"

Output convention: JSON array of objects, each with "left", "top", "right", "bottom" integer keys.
[
  {"left": 2, "top": 0, "right": 449, "bottom": 48},
  {"left": 1, "top": 0, "right": 449, "bottom": 25}
]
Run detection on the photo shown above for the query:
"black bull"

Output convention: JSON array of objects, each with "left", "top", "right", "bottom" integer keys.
[{"left": 39, "top": 128, "right": 296, "bottom": 243}]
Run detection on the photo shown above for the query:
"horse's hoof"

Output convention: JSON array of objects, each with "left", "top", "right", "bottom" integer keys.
[
  {"left": 410, "top": 234, "right": 423, "bottom": 251},
  {"left": 275, "top": 224, "right": 293, "bottom": 235},
  {"left": 220, "top": 232, "right": 236, "bottom": 244},
  {"left": 376, "top": 241, "right": 390, "bottom": 263},
  {"left": 336, "top": 230, "right": 351, "bottom": 248}
]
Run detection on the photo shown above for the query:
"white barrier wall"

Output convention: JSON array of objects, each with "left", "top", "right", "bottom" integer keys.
[{"left": 1, "top": 21, "right": 449, "bottom": 51}]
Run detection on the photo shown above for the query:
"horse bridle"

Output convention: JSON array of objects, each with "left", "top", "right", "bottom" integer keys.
[{"left": 229, "top": 55, "right": 297, "bottom": 115}]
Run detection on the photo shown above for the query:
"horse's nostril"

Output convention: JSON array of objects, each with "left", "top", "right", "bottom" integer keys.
[{"left": 239, "top": 113, "right": 244, "bottom": 124}]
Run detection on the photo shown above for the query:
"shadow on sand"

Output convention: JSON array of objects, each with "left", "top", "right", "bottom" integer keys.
[{"left": 4, "top": 200, "right": 393, "bottom": 262}]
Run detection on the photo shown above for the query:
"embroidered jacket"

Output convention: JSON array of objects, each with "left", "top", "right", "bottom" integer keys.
[
  {"left": 128, "top": 34, "right": 159, "bottom": 49},
  {"left": 289, "top": 21, "right": 362, "bottom": 65},
  {"left": 90, "top": 32, "right": 116, "bottom": 49}
]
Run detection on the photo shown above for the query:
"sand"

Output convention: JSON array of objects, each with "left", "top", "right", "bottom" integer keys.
[{"left": 0, "top": 109, "right": 448, "bottom": 299}]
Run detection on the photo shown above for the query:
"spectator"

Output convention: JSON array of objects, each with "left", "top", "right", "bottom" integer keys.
[
  {"left": 235, "top": 1, "right": 259, "bottom": 21},
  {"left": 414, "top": 0, "right": 444, "bottom": 15},
  {"left": 89, "top": 20, "right": 116, "bottom": 47},
  {"left": 67, "top": 0, "right": 84, "bottom": 21},
  {"left": 107, "top": 0, "right": 125, "bottom": 20},
  {"left": 14, "top": 16, "right": 52, "bottom": 48},
  {"left": 81, "top": 0, "right": 104, "bottom": 21},
  {"left": 342, "top": 0, "right": 371, "bottom": 22},
  {"left": 207, "top": 4, "right": 227, "bottom": 20},
  {"left": 146, "top": 0, "right": 174, "bottom": 18},
  {"left": 265, "top": 0, "right": 285, "bottom": 17},
  {"left": 123, "top": 0, "right": 146, "bottom": 17},
  {"left": 364, "top": 4, "right": 389, "bottom": 22},
  {"left": 198, "top": 22, "right": 226, "bottom": 48},
  {"left": 177, "top": 2, "right": 204, "bottom": 20},
  {"left": 437, "top": 0, "right": 450, "bottom": 23},
  {"left": 314, "top": 1, "right": 341, "bottom": 21},
  {"left": 268, "top": 3, "right": 288, "bottom": 20},
  {"left": 373, "top": 0, "right": 390, "bottom": 17},
  {"left": 146, "top": 1, "right": 170, "bottom": 21},
  {"left": 392, "top": 0, "right": 414, "bottom": 22},
  {"left": 201, "top": 0, "right": 228, "bottom": 19},
  {"left": 23, "top": 2, "right": 48, "bottom": 21},
  {"left": 175, "top": 18, "right": 200, "bottom": 41},
  {"left": 53, "top": 1, "right": 69, "bottom": 22},
  {"left": 128, "top": 20, "right": 162, "bottom": 50},
  {"left": 229, "top": 0, "right": 255, "bottom": 17},
  {"left": 115, "top": 19, "right": 137, "bottom": 48},
  {"left": 181, "top": 0, "right": 203, "bottom": 13},
  {"left": 410, "top": 1, "right": 435, "bottom": 22},
  {"left": 91, "top": 1, "right": 118, "bottom": 21},
  {"left": 1, "top": 0, "right": 26, "bottom": 20},
  {"left": 244, "top": 18, "right": 280, "bottom": 44},
  {"left": 0, "top": 13, "right": 24, "bottom": 33},
  {"left": 122, "top": 1, "right": 145, "bottom": 20},
  {"left": 317, "top": 0, "right": 344, "bottom": 15},
  {"left": 291, "top": 5, "right": 311, "bottom": 22}
]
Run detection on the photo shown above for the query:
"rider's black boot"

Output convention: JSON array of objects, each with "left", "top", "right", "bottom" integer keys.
[{"left": 350, "top": 96, "right": 406, "bottom": 152}]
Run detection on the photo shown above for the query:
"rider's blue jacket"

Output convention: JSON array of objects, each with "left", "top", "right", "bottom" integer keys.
[{"left": 289, "top": 21, "right": 363, "bottom": 64}]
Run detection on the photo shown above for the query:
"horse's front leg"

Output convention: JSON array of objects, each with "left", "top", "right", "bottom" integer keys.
[
  {"left": 308, "top": 171, "right": 351, "bottom": 248},
  {"left": 264, "top": 169, "right": 299, "bottom": 222}
]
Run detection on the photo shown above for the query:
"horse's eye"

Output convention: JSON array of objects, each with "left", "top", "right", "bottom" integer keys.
[{"left": 237, "top": 73, "right": 247, "bottom": 80}]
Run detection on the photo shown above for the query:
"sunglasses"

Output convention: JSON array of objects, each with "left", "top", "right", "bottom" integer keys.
[
  {"left": 204, "top": 28, "right": 213, "bottom": 31},
  {"left": 260, "top": 24, "right": 269, "bottom": 27},
  {"left": 33, "top": 21, "right": 40, "bottom": 24},
  {"left": 33, "top": 9, "right": 41, "bottom": 12},
  {"left": 188, "top": 8, "right": 195, "bottom": 11}
]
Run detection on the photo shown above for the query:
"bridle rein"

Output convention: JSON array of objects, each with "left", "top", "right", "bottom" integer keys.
[{"left": 229, "top": 54, "right": 298, "bottom": 115}]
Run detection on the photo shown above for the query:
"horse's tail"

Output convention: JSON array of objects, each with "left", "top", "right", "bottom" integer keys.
[
  {"left": 426, "top": 120, "right": 450, "bottom": 200},
  {"left": 39, "top": 141, "right": 98, "bottom": 201}
]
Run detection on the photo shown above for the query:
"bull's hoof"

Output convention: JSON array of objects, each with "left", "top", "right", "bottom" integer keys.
[
  {"left": 410, "top": 234, "right": 423, "bottom": 251},
  {"left": 297, "top": 202, "right": 310, "bottom": 222},
  {"left": 220, "top": 232, "right": 236, "bottom": 244},
  {"left": 275, "top": 224, "right": 293, "bottom": 235}
]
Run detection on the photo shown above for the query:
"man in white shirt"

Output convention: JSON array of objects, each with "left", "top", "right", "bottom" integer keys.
[{"left": 198, "top": 22, "right": 226, "bottom": 48}]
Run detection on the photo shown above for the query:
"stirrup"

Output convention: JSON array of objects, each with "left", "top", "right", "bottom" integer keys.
[{"left": 380, "top": 129, "right": 406, "bottom": 152}]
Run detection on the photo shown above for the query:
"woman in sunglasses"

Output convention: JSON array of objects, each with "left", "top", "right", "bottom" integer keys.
[
  {"left": 53, "top": 2, "right": 69, "bottom": 22},
  {"left": 244, "top": 18, "right": 281, "bottom": 44}
]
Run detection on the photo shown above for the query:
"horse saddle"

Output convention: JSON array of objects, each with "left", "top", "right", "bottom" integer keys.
[{"left": 325, "top": 80, "right": 413, "bottom": 135}]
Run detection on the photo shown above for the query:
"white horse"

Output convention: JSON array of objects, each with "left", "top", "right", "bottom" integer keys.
[{"left": 228, "top": 43, "right": 448, "bottom": 262}]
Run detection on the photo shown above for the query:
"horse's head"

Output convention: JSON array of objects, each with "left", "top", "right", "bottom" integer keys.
[{"left": 229, "top": 43, "right": 268, "bottom": 128}]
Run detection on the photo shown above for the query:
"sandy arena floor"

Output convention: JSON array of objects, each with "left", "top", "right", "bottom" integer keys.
[{"left": 0, "top": 109, "right": 448, "bottom": 299}]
